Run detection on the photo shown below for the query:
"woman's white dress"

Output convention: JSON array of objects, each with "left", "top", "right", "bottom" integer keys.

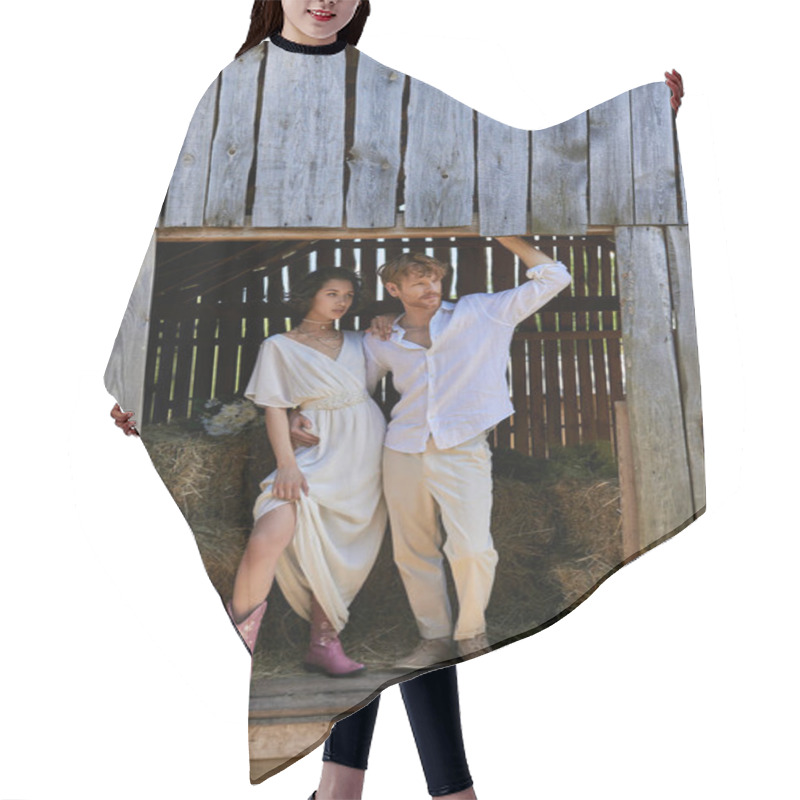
[{"left": 244, "top": 330, "right": 387, "bottom": 632}]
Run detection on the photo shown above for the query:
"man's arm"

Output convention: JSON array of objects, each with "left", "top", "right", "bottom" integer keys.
[
  {"left": 475, "top": 236, "right": 572, "bottom": 326},
  {"left": 363, "top": 332, "right": 389, "bottom": 394}
]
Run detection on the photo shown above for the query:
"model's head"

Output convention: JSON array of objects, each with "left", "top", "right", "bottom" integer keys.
[
  {"left": 378, "top": 253, "right": 449, "bottom": 312},
  {"left": 288, "top": 267, "right": 362, "bottom": 320},
  {"left": 237, "top": 0, "right": 371, "bottom": 57}
]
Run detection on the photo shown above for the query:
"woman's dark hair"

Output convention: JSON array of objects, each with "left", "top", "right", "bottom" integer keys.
[
  {"left": 286, "top": 267, "right": 363, "bottom": 316},
  {"left": 237, "top": 1, "right": 371, "bottom": 58}
]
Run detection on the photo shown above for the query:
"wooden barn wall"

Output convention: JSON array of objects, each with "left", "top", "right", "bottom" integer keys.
[
  {"left": 144, "top": 237, "right": 623, "bottom": 459},
  {"left": 160, "top": 42, "right": 684, "bottom": 239},
  {"left": 616, "top": 225, "right": 704, "bottom": 551}
]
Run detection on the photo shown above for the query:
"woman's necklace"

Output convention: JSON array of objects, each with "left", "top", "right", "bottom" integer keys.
[{"left": 295, "top": 319, "right": 343, "bottom": 350}]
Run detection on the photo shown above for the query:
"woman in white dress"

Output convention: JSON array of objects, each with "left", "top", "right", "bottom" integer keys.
[{"left": 230, "top": 265, "right": 387, "bottom": 676}]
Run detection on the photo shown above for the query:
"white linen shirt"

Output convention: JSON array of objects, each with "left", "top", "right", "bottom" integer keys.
[{"left": 364, "top": 261, "right": 572, "bottom": 453}]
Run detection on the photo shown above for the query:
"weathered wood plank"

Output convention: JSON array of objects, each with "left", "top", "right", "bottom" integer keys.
[
  {"left": 558, "top": 243, "right": 579, "bottom": 446},
  {"left": 404, "top": 79, "right": 474, "bottom": 227},
  {"left": 104, "top": 232, "right": 156, "bottom": 428},
  {"left": 603, "top": 245, "right": 624, "bottom": 402},
  {"left": 511, "top": 338, "right": 531, "bottom": 454},
  {"left": 492, "top": 243, "right": 516, "bottom": 450},
  {"left": 614, "top": 401, "right": 639, "bottom": 556},
  {"left": 531, "top": 112, "right": 588, "bottom": 235},
  {"left": 346, "top": 53, "right": 405, "bottom": 228},
  {"left": 587, "top": 244, "right": 611, "bottom": 441},
  {"left": 477, "top": 115, "right": 529, "bottom": 235},
  {"left": 205, "top": 44, "right": 264, "bottom": 227},
  {"left": 457, "top": 239, "right": 487, "bottom": 295},
  {"left": 589, "top": 93, "right": 634, "bottom": 226},
  {"left": 630, "top": 83, "right": 680, "bottom": 225},
  {"left": 163, "top": 79, "right": 219, "bottom": 227},
  {"left": 665, "top": 225, "right": 705, "bottom": 513},
  {"left": 254, "top": 45, "right": 346, "bottom": 227},
  {"left": 616, "top": 226, "right": 693, "bottom": 548},
  {"left": 674, "top": 122, "right": 689, "bottom": 224}
]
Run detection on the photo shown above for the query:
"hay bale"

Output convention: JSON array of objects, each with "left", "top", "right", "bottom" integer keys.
[
  {"left": 192, "top": 522, "right": 249, "bottom": 599},
  {"left": 550, "top": 554, "right": 615, "bottom": 606},
  {"left": 550, "top": 479, "right": 623, "bottom": 566},
  {"left": 141, "top": 424, "right": 253, "bottom": 526}
]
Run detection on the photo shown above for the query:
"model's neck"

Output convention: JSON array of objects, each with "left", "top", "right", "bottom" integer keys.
[
  {"left": 270, "top": 31, "right": 348, "bottom": 55},
  {"left": 400, "top": 305, "right": 440, "bottom": 328}
]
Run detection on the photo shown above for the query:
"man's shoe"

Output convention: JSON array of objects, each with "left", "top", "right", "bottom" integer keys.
[
  {"left": 456, "top": 632, "right": 491, "bottom": 660},
  {"left": 393, "top": 636, "right": 454, "bottom": 670}
]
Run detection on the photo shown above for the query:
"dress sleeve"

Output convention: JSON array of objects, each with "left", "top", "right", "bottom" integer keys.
[
  {"left": 474, "top": 261, "right": 572, "bottom": 327},
  {"left": 244, "top": 338, "right": 295, "bottom": 408}
]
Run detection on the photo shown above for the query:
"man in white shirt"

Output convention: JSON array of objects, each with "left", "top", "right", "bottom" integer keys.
[{"left": 293, "top": 237, "right": 571, "bottom": 669}]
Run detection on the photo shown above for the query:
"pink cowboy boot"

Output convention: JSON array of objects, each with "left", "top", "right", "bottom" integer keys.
[
  {"left": 226, "top": 598, "right": 267, "bottom": 656},
  {"left": 303, "top": 596, "right": 364, "bottom": 678}
]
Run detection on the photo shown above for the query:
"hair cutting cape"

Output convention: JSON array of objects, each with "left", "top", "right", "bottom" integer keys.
[{"left": 105, "top": 37, "right": 704, "bottom": 784}]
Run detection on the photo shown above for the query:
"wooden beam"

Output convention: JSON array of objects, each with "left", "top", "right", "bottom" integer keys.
[
  {"left": 104, "top": 232, "right": 156, "bottom": 429},
  {"left": 665, "top": 225, "right": 705, "bottom": 514},
  {"left": 616, "top": 225, "right": 694, "bottom": 549},
  {"left": 614, "top": 400, "right": 639, "bottom": 558}
]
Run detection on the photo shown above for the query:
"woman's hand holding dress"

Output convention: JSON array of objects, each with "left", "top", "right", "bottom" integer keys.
[{"left": 272, "top": 464, "right": 310, "bottom": 501}]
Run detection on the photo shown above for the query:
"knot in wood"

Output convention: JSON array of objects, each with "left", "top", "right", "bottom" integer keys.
[{"left": 228, "top": 146, "right": 237, "bottom": 156}]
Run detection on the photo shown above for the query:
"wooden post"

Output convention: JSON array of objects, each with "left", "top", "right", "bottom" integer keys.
[
  {"left": 614, "top": 400, "right": 639, "bottom": 557},
  {"left": 616, "top": 225, "right": 694, "bottom": 549},
  {"left": 104, "top": 231, "right": 156, "bottom": 429}
]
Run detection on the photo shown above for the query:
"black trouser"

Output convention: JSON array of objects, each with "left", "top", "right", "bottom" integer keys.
[{"left": 323, "top": 666, "right": 473, "bottom": 797}]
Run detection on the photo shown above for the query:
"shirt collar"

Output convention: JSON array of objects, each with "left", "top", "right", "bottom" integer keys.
[{"left": 390, "top": 301, "right": 455, "bottom": 341}]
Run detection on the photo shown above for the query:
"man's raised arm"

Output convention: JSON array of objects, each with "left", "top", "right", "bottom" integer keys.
[{"left": 476, "top": 236, "right": 572, "bottom": 326}]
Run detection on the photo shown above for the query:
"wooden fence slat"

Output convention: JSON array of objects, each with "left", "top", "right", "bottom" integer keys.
[
  {"left": 492, "top": 243, "right": 516, "bottom": 450},
  {"left": 603, "top": 245, "right": 624, "bottom": 402},
  {"left": 104, "top": 232, "right": 156, "bottom": 427},
  {"left": 589, "top": 92, "right": 634, "bottom": 226},
  {"left": 665, "top": 225, "right": 705, "bottom": 513},
  {"left": 477, "top": 115, "right": 529, "bottom": 236},
  {"left": 205, "top": 45, "right": 264, "bottom": 227},
  {"left": 163, "top": 79, "right": 219, "bottom": 227},
  {"left": 511, "top": 338, "right": 531, "bottom": 454},
  {"left": 587, "top": 244, "right": 611, "bottom": 441},
  {"left": 616, "top": 225, "right": 694, "bottom": 548},
  {"left": 572, "top": 245, "right": 596, "bottom": 443},
  {"left": 457, "top": 239, "right": 487, "bottom": 295},
  {"left": 346, "top": 53, "right": 405, "bottom": 228},
  {"left": 631, "top": 83, "right": 680, "bottom": 225},
  {"left": 531, "top": 112, "right": 588, "bottom": 235},
  {"left": 557, "top": 242, "right": 579, "bottom": 446},
  {"left": 404, "top": 80, "right": 474, "bottom": 227},
  {"left": 254, "top": 45, "right": 346, "bottom": 227},
  {"left": 526, "top": 337, "right": 546, "bottom": 457},
  {"left": 539, "top": 241, "right": 563, "bottom": 449}
]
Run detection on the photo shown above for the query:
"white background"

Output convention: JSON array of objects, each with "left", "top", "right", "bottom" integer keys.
[{"left": 2, "top": 1, "right": 797, "bottom": 798}]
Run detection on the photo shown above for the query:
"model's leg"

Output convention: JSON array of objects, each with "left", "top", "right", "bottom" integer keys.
[
  {"left": 428, "top": 437, "right": 497, "bottom": 649},
  {"left": 383, "top": 446, "right": 453, "bottom": 641},
  {"left": 400, "top": 667, "right": 476, "bottom": 799},
  {"left": 314, "top": 695, "right": 381, "bottom": 800},
  {"left": 230, "top": 503, "right": 296, "bottom": 620}
]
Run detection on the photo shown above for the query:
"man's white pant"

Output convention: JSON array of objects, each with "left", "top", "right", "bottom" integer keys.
[{"left": 382, "top": 433, "right": 498, "bottom": 641}]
